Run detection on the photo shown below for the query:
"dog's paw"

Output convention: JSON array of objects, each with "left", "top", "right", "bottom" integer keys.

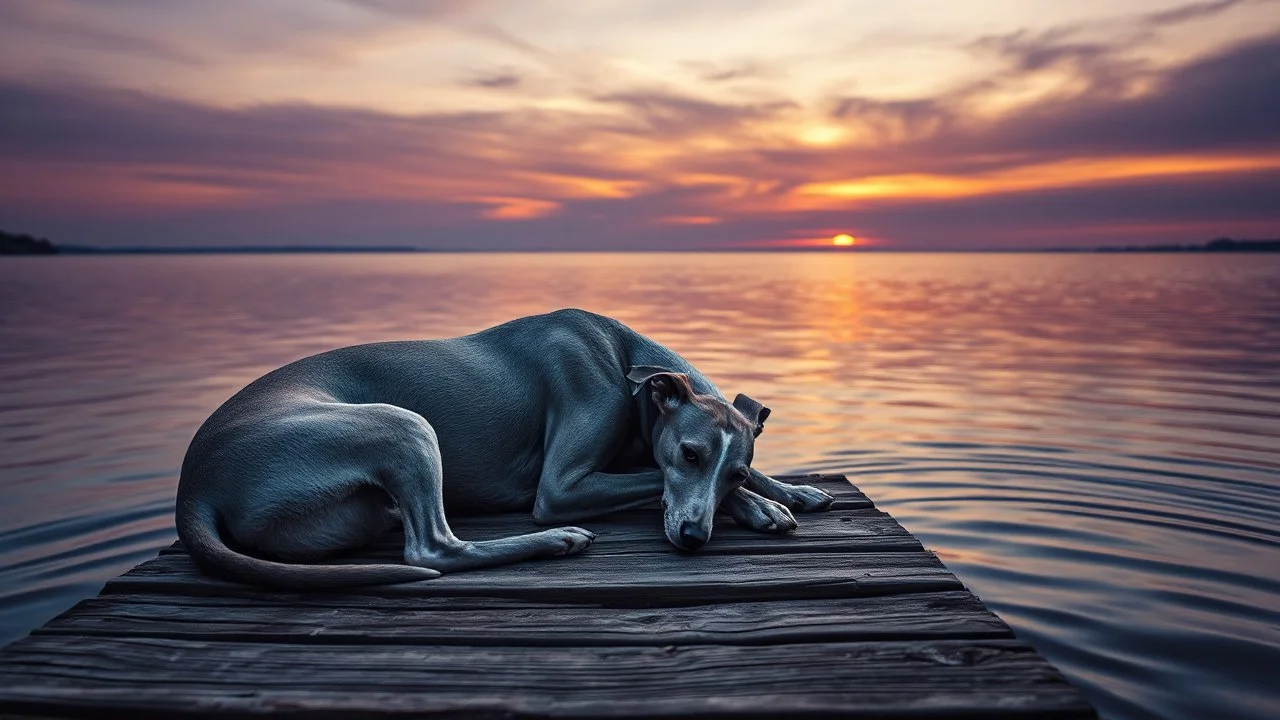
[
  {"left": 545, "top": 526, "right": 597, "bottom": 556},
  {"left": 736, "top": 496, "right": 798, "bottom": 534},
  {"left": 778, "top": 483, "right": 834, "bottom": 513}
]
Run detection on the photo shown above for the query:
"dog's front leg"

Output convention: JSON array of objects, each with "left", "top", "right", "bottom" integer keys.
[
  {"left": 745, "top": 469, "right": 834, "bottom": 512},
  {"left": 533, "top": 469, "right": 666, "bottom": 524},
  {"left": 535, "top": 386, "right": 669, "bottom": 524},
  {"left": 720, "top": 487, "right": 797, "bottom": 533}
]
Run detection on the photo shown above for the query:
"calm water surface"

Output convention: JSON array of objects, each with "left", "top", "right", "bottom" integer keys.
[{"left": 1, "top": 253, "right": 1277, "bottom": 719}]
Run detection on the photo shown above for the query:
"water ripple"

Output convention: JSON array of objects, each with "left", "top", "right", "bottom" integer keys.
[{"left": 1, "top": 253, "right": 1277, "bottom": 720}]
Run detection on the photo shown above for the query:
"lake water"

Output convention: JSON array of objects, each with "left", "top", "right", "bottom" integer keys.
[{"left": 1, "top": 253, "right": 1277, "bottom": 719}]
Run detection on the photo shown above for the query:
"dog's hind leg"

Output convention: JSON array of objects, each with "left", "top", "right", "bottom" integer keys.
[
  {"left": 338, "top": 403, "right": 596, "bottom": 573},
  {"left": 256, "top": 485, "right": 400, "bottom": 561}
]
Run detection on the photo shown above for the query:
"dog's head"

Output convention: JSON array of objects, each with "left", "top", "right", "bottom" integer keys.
[{"left": 628, "top": 367, "right": 770, "bottom": 551}]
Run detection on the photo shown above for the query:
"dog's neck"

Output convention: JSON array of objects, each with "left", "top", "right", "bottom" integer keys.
[{"left": 633, "top": 388, "right": 660, "bottom": 450}]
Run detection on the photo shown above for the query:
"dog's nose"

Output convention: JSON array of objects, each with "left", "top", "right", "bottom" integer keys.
[{"left": 678, "top": 521, "right": 709, "bottom": 550}]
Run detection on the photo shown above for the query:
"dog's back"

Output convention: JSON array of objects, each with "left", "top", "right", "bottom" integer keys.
[{"left": 183, "top": 309, "right": 642, "bottom": 514}]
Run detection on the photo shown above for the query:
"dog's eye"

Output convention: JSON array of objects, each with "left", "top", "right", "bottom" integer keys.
[
  {"left": 681, "top": 445, "right": 699, "bottom": 464},
  {"left": 735, "top": 469, "right": 750, "bottom": 484}
]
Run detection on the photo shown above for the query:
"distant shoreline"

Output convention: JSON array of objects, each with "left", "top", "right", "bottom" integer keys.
[
  {"left": 57, "top": 245, "right": 426, "bottom": 255},
  {"left": 1058, "top": 238, "right": 1280, "bottom": 253},
  {"left": 3, "top": 230, "right": 1278, "bottom": 255}
]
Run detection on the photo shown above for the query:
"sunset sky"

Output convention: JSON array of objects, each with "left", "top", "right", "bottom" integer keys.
[{"left": 1, "top": 0, "right": 1278, "bottom": 250}]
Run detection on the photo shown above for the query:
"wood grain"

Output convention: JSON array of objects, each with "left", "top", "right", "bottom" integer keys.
[
  {"left": 36, "top": 591, "right": 1011, "bottom": 646},
  {"left": 107, "top": 550, "right": 962, "bottom": 604},
  {"left": 157, "top": 474, "right": 878, "bottom": 558},
  {"left": 158, "top": 507, "right": 921, "bottom": 559},
  {"left": 0, "top": 635, "right": 1095, "bottom": 719},
  {"left": 0, "top": 473, "right": 1097, "bottom": 719}
]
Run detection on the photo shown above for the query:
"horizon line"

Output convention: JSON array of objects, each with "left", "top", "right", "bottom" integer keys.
[{"left": 34, "top": 240, "right": 1280, "bottom": 255}]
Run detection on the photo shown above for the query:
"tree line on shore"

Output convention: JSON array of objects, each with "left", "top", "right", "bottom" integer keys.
[{"left": 0, "top": 230, "right": 58, "bottom": 254}]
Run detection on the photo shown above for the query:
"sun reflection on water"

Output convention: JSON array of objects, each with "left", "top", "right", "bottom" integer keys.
[{"left": 0, "top": 252, "right": 1277, "bottom": 720}]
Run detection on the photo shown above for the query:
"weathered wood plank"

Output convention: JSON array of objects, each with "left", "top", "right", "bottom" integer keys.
[
  {"left": 0, "top": 472, "right": 1097, "bottom": 718},
  {"left": 761, "top": 473, "right": 872, "bottom": 505},
  {"left": 386, "top": 507, "right": 916, "bottom": 557},
  {"left": 34, "top": 591, "right": 1011, "bottom": 646},
  {"left": 0, "top": 635, "right": 1096, "bottom": 719},
  {"left": 106, "top": 550, "right": 963, "bottom": 604},
  {"left": 157, "top": 508, "right": 921, "bottom": 559},
  {"left": 157, "top": 474, "right": 873, "bottom": 558}
]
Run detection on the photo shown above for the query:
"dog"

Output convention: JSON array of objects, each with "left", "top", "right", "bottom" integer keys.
[{"left": 176, "top": 309, "right": 834, "bottom": 588}]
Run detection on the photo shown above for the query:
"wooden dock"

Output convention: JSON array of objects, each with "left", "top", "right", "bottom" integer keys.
[{"left": 0, "top": 475, "right": 1096, "bottom": 718}]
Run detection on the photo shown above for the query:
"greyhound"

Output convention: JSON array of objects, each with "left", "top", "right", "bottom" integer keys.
[{"left": 176, "top": 309, "right": 834, "bottom": 588}]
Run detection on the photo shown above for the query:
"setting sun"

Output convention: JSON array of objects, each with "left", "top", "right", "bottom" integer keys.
[{"left": 832, "top": 234, "right": 856, "bottom": 247}]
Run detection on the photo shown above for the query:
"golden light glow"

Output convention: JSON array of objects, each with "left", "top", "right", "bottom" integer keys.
[
  {"left": 796, "top": 124, "right": 848, "bottom": 146},
  {"left": 832, "top": 233, "right": 856, "bottom": 246},
  {"left": 478, "top": 197, "right": 561, "bottom": 220},
  {"left": 515, "top": 172, "right": 648, "bottom": 199},
  {"left": 787, "top": 154, "right": 1280, "bottom": 210},
  {"left": 661, "top": 215, "right": 721, "bottom": 225}
]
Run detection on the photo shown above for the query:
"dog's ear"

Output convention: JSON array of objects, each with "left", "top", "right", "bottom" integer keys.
[
  {"left": 627, "top": 366, "right": 691, "bottom": 413},
  {"left": 732, "top": 393, "right": 771, "bottom": 437},
  {"left": 626, "top": 365, "right": 673, "bottom": 394}
]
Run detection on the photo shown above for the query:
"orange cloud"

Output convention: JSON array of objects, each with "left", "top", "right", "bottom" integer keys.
[
  {"left": 659, "top": 215, "right": 720, "bottom": 225},
  {"left": 478, "top": 196, "right": 561, "bottom": 220},
  {"left": 785, "top": 154, "right": 1280, "bottom": 210},
  {"left": 0, "top": 162, "right": 263, "bottom": 213},
  {"left": 514, "top": 172, "right": 648, "bottom": 199}
]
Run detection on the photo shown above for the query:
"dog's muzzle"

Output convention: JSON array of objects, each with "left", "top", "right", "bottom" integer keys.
[{"left": 678, "top": 521, "right": 709, "bottom": 550}]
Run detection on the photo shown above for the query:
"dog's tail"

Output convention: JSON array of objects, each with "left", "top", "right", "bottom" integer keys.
[{"left": 176, "top": 499, "right": 441, "bottom": 589}]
